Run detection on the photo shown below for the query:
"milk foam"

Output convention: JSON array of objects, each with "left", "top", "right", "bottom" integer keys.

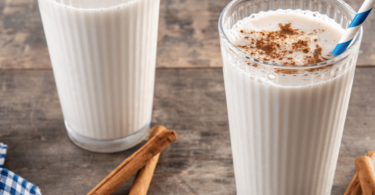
[{"left": 228, "top": 10, "right": 345, "bottom": 65}]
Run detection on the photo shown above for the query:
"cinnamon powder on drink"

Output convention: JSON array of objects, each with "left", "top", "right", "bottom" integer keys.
[{"left": 236, "top": 23, "right": 330, "bottom": 66}]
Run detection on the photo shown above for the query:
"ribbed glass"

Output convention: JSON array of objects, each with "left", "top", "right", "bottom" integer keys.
[
  {"left": 219, "top": 0, "right": 362, "bottom": 194},
  {"left": 38, "top": 0, "right": 160, "bottom": 141}
]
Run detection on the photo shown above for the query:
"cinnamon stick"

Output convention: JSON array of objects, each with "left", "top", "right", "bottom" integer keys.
[
  {"left": 356, "top": 155, "right": 375, "bottom": 195},
  {"left": 87, "top": 128, "right": 177, "bottom": 195},
  {"left": 129, "top": 126, "right": 166, "bottom": 195},
  {"left": 344, "top": 172, "right": 361, "bottom": 195},
  {"left": 344, "top": 151, "right": 375, "bottom": 195}
]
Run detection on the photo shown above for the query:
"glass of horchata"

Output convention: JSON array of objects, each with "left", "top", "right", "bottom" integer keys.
[
  {"left": 219, "top": 0, "right": 362, "bottom": 194},
  {"left": 39, "top": 0, "right": 160, "bottom": 152}
]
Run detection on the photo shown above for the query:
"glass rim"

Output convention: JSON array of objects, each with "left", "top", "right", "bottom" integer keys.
[
  {"left": 218, "top": 0, "right": 363, "bottom": 69},
  {"left": 43, "top": 0, "right": 138, "bottom": 10}
]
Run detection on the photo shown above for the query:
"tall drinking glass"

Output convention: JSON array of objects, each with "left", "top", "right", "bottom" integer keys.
[
  {"left": 38, "top": 0, "right": 160, "bottom": 152},
  {"left": 219, "top": 0, "right": 362, "bottom": 194}
]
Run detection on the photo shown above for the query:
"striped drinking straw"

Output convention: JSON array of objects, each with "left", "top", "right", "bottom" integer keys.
[{"left": 332, "top": 0, "right": 375, "bottom": 56}]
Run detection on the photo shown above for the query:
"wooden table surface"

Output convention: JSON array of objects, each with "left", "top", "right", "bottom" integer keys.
[
  {"left": 0, "top": 0, "right": 375, "bottom": 70},
  {"left": 1, "top": 0, "right": 375, "bottom": 194},
  {"left": 0, "top": 68, "right": 374, "bottom": 194}
]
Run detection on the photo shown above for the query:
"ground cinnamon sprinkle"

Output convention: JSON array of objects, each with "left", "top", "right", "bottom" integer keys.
[
  {"left": 255, "top": 40, "right": 276, "bottom": 55},
  {"left": 235, "top": 23, "right": 331, "bottom": 66},
  {"left": 279, "top": 23, "right": 295, "bottom": 36}
]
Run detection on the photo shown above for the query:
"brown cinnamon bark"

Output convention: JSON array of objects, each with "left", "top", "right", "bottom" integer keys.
[
  {"left": 344, "top": 151, "right": 375, "bottom": 195},
  {"left": 87, "top": 128, "right": 177, "bottom": 195},
  {"left": 356, "top": 156, "right": 375, "bottom": 195},
  {"left": 344, "top": 172, "right": 361, "bottom": 195},
  {"left": 128, "top": 126, "right": 166, "bottom": 195}
]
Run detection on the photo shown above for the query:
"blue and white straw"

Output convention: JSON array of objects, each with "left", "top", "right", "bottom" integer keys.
[{"left": 332, "top": 0, "right": 375, "bottom": 56}]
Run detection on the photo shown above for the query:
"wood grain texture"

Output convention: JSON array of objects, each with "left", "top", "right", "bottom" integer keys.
[
  {"left": 0, "top": 0, "right": 50, "bottom": 70},
  {"left": 0, "top": 0, "right": 374, "bottom": 70},
  {"left": 0, "top": 68, "right": 374, "bottom": 194}
]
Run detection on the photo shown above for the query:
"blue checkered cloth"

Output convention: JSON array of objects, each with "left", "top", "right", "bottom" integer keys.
[{"left": 0, "top": 143, "right": 42, "bottom": 195}]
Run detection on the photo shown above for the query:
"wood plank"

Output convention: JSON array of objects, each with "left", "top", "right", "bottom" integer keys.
[
  {"left": 0, "top": 0, "right": 373, "bottom": 70},
  {"left": 0, "top": 69, "right": 233, "bottom": 194},
  {"left": 0, "top": 0, "right": 229, "bottom": 70},
  {"left": 0, "top": 68, "right": 374, "bottom": 194}
]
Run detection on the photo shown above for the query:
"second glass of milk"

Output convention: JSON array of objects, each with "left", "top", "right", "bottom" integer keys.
[
  {"left": 38, "top": 0, "right": 160, "bottom": 152},
  {"left": 219, "top": 0, "right": 362, "bottom": 194}
]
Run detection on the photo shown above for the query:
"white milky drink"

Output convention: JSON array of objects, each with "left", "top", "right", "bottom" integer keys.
[
  {"left": 219, "top": 0, "right": 362, "bottom": 194},
  {"left": 38, "top": 0, "right": 160, "bottom": 152}
]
